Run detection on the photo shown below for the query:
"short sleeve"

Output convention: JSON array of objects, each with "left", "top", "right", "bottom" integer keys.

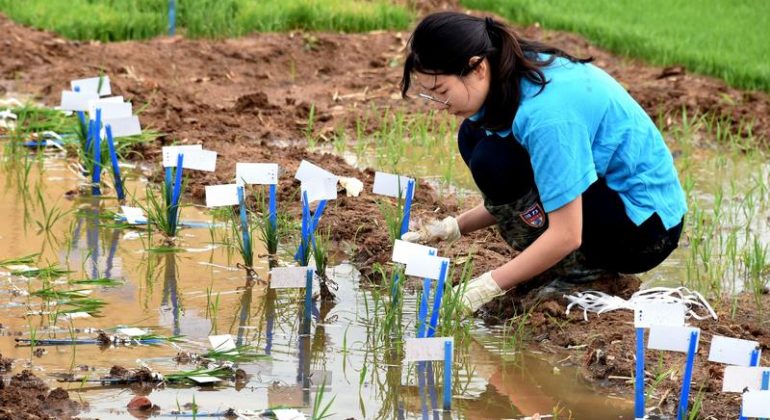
[{"left": 520, "top": 122, "right": 597, "bottom": 212}]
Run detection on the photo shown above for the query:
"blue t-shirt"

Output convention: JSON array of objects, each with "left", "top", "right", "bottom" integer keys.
[{"left": 478, "top": 56, "right": 687, "bottom": 229}]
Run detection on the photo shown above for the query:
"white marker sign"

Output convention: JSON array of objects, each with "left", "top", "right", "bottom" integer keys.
[
  {"left": 300, "top": 178, "right": 337, "bottom": 203},
  {"left": 742, "top": 390, "right": 770, "bottom": 417},
  {"left": 708, "top": 335, "right": 759, "bottom": 366},
  {"left": 103, "top": 116, "right": 142, "bottom": 138},
  {"left": 295, "top": 160, "right": 337, "bottom": 183},
  {"left": 634, "top": 302, "right": 686, "bottom": 328},
  {"left": 236, "top": 163, "right": 278, "bottom": 185},
  {"left": 648, "top": 326, "right": 700, "bottom": 353},
  {"left": 372, "top": 172, "right": 415, "bottom": 199},
  {"left": 162, "top": 146, "right": 217, "bottom": 171},
  {"left": 405, "top": 255, "right": 450, "bottom": 280},
  {"left": 405, "top": 337, "right": 453, "bottom": 362},
  {"left": 208, "top": 334, "right": 236, "bottom": 352},
  {"left": 117, "top": 327, "right": 148, "bottom": 337},
  {"left": 60, "top": 90, "right": 99, "bottom": 112},
  {"left": 120, "top": 206, "right": 146, "bottom": 225},
  {"left": 270, "top": 267, "right": 310, "bottom": 289},
  {"left": 391, "top": 240, "right": 436, "bottom": 265},
  {"left": 722, "top": 366, "right": 770, "bottom": 393},
  {"left": 71, "top": 76, "right": 112, "bottom": 96},
  {"left": 88, "top": 100, "right": 132, "bottom": 120},
  {"left": 205, "top": 184, "right": 239, "bottom": 207}
]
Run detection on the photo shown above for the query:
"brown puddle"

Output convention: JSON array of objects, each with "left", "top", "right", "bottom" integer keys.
[{"left": 0, "top": 153, "right": 638, "bottom": 418}]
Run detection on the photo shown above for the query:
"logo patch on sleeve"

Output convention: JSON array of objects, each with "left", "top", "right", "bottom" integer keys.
[{"left": 519, "top": 203, "right": 545, "bottom": 228}]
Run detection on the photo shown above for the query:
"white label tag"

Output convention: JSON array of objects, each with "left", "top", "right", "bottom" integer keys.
[
  {"left": 722, "top": 366, "right": 770, "bottom": 392},
  {"left": 162, "top": 147, "right": 216, "bottom": 171},
  {"left": 309, "top": 370, "right": 332, "bottom": 391},
  {"left": 405, "top": 337, "right": 453, "bottom": 362},
  {"left": 270, "top": 267, "right": 309, "bottom": 289},
  {"left": 188, "top": 376, "right": 223, "bottom": 384},
  {"left": 181, "top": 149, "right": 217, "bottom": 172},
  {"left": 161, "top": 145, "right": 202, "bottom": 167},
  {"left": 236, "top": 163, "right": 278, "bottom": 185},
  {"left": 60, "top": 90, "right": 99, "bottom": 111},
  {"left": 708, "top": 335, "right": 759, "bottom": 366},
  {"left": 391, "top": 240, "right": 436, "bottom": 264},
  {"left": 273, "top": 409, "right": 305, "bottom": 420},
  {"left": 295, "top": 160, "right": 337, "bottom": 183},
  {"left": 742, "top": 390, "right": 770, "bottom": 417},
  {"left": 648, "top": 326, "right": 700, "bottom": 353},
  {"left": 120, "top": 206, "right": 146, "bottom": 224},
  {"left": 372, "top": 172, "right": 415, "bottom": 199},
  {"left": 205, "top": 184, "right": 239, "bottom": 207},
  {"left": 300, "top": 178, "right": 337, "bottom": 203},
  {"left": 116, "top": 327, "right": 148, "bottom": 337},
  {"left": 208, "top": 334, "right": 237, "bottom": 352},
  {"left": 634, "top": 302, "right": 686, "bottom": 328},
  {"left": 404, "top": 255, "right": 449, "bottom": 280},
  {"left": 88, "top": 100, "right": 131, "bottom": 120},
  {"left": 71, "top": 76, "right": 112, "bottom": 96},
  {"left": 103, "top": 116, "right": 142, "bottom": 138}
]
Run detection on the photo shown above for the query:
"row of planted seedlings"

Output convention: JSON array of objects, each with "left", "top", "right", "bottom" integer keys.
[
  {"left": 659, "top": 110, "right": 770, "bottom": 309},
  {"left": 0, "top": 77, "right": 283, "bottom": 399}
]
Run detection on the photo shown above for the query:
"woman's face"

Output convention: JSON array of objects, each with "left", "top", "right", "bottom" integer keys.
[{"left": 412, "top": 57, "right": 490, "bottom": 118}]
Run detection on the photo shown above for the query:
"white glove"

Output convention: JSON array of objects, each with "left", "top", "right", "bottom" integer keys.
[
  {"left": 400, "top": 216, "right": 461, "bottom": 244},
  {"left": 454, "top": 271, "right": 505, "bottom": 315}
]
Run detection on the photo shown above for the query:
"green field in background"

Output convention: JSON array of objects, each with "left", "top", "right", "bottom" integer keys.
[
  {"left": 0, "top": 0, "right": 412, "bottom": 41},
  {"left": 462, "top": 0, "right": 770, "bottom": 91}
]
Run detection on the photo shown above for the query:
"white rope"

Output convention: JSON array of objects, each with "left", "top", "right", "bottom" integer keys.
[{"left": 564, "top": 286, "right": 718, "bottom": 322}]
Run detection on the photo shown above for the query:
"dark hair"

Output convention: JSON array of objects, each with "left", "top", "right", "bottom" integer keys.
[{"left": 401, "top": 12, "right": 592, "bottom": 131}]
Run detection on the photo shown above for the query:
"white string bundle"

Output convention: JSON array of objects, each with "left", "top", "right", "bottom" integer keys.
[{"left": 564, "top": 286, "right": 718, "bottom": 322}]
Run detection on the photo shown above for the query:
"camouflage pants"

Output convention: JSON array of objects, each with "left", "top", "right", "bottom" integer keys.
[{"left": 483, "top": 188, "right": 609, "bottom": 286}]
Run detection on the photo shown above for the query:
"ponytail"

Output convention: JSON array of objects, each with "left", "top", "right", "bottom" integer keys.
[{"left": 402, "top": 12, "right": 592, "bottom": 131}]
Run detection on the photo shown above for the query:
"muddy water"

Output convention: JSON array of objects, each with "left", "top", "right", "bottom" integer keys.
[{"left": 0, "top": 150, "right": 638, "bottom": 419}]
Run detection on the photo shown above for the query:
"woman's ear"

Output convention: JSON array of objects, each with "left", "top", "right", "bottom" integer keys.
[{"left": 468, "top": 56, "right": 488, "bottom": 80}]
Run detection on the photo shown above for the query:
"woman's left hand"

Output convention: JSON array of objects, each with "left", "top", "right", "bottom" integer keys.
[{"left": 453, "top": 271, "right": 505, "bottom": 315}]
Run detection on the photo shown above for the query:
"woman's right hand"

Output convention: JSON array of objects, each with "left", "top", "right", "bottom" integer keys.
[{"left": 401, "top": 216, "right": 461, "bottom": 244}]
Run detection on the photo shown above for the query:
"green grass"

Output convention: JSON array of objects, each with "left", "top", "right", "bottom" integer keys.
[
  {"left": 462, "top": 0, "right": 770, "bottom": 91},
  {"left": 0, "top": 0, "right": 412, "bottom": 41}
]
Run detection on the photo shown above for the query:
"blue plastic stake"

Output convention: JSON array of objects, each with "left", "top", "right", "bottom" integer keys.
[
  {"left": 762, "top": 371, "right": 770, "bottom": 390},
  {"left": 400, "top": 179, "right": 415, "bottom": 237},
  {"left": 168, "top": 0, "right": 176, "bottom": 36},
  {"left": 237, "top": 186, "right": 251, "bottom": 259},
  {"left": 677, "top": 331, "right": 699, "bottom": 420},
  {"left": 164, "top": 167, "right": 173, "bottom": 204},
  {"left": 268, "top": 183, "right": 277, "bottom": 231},
  {"left": 91, "top": 117, "right": 101, "bottom": 196},
  {"left": 443, "top": 340, "right": 452, "bottom": 410},
  {"left": 417, "top": 278, "right": 431, "bottom": 338},
  {"left": 296, "top": 193, "right": 310, "bottom": 263},
  {"left": 738, "top": 349, "right": 761, "bottom": 420},
  {"left": 750, "top": 348, "right": 761, "bottom": 367},
  {"left": 169, "top": 154, "right": 184, "bottom": 232},
  {"left": 104, "top": 125, "right": 124, "bottom": 201},
  {"left": 635, "top": 327, "right": 646, "bottom": 419},
  {"left": 304, "top": 268, "right": 312, "bottom": 333},
  {"left": 85, "top": 119, "right": 94, "bottom": 160},
  {"left": 427, "top": 261, "right": 450, "bottom": 338},
  {"left": 417, "top": 362, "right": 429, "bottom": 419}
]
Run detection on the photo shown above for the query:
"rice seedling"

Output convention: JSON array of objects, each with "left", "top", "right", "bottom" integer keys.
[
  {"left": 306, "top": 103, "right": 317, "bottom": 149},
  {"left": 202, "top": 345, "right": 270, "bottom": 363},
  {"left": 34, "top": 187, "right": 72, "bottom": 234},
  {"left": 312, "top": 378, "right": 336, "bottom": 420},
  {"left": 11, "top": 264, "right": 71, "bottom": 278},
  {"left": 313, "top": 228, "right": 336, "bottom": 300},
  {"left": 0, "top": 253, "right": 38, "bottom": 267},
  {"left": 141, "top": 176, "right": 186, "bottom": 242},
  {"left": 164, "top": 366, "right": 235, "bottom": 383},
  {"left": 69, "top": 278, "right": 122, "bottom": 287},
  {"left": 376, "top": 190, "right": 407, "bottom": 243}
]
